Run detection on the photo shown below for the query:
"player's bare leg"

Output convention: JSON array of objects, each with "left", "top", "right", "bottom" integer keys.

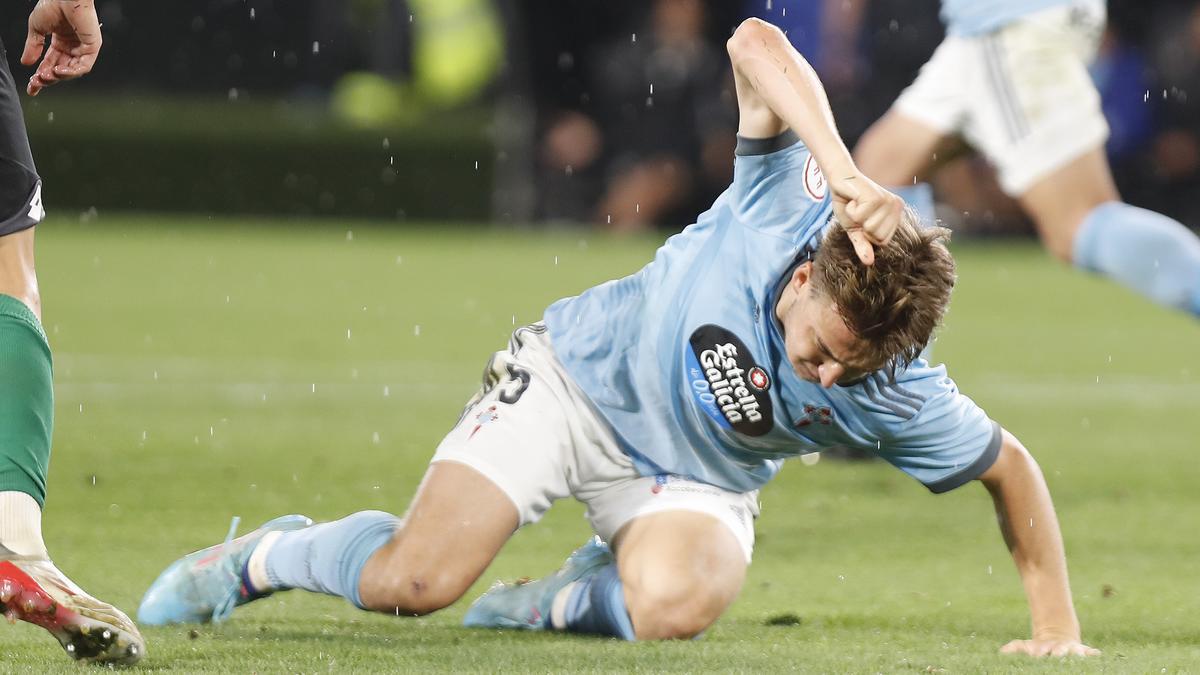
[
  {"left": 1020, "top": 146, "right": 1200, "bottom": 316},
  {"left": 0, "top": 228, "right": 39, "bottom": 319},
  {"left": 613, "top": 510, "right": 746, "bottom": 639},
  {"left": 1018, "top": 146, "right": 1120, "bottom": 262},
  {"left": 357, "top": 461, "right": 518, "bottom": 614},
  {"left": 140, "top": 460, "right": 518, "bottom": 623},
  {"left": 853, "top": 110, "right": 945, "bottom": 187}
]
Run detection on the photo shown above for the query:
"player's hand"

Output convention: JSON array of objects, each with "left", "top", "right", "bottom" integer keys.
[
  {"left": 21, "top": 0, "right": 103, "bottom": 96},
  {"left": 828, "top": 171, "right": 903, "bottom": 266},
  {"left": 1000, "top": 638, "right": 1101, "bottom": 657}
]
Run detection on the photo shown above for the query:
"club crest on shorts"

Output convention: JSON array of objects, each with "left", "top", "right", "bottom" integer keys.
[
  {"left": 685, "top": 324, "right": 774, "bottom": 436},
  {"left": 468, "top": 405, "right": 499, "bottom": 440}
]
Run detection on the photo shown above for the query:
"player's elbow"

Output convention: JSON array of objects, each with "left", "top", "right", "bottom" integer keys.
[{"left": 726, "top": 18, "right": 787, "bottom": 65}]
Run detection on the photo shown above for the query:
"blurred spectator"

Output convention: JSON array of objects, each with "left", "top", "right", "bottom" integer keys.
[
  {"left": 1147, "top": 3, "right": 1200, "bottom": 227},
  {"left": 511, "top": 0, "right": 737, "bottom": 231}
]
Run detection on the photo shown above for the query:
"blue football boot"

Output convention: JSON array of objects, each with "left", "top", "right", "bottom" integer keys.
[
  {"left": 463, "top": 536, "right": 613, "bottom": 630},
  {"left": 138, "top": 514, "right": 312, "bottom": 625}
]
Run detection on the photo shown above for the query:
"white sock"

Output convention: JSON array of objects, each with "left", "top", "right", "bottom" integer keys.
[
  {"left": 0, "top": 491, "right": 49, "bottom": 559},
  {"left": 244, "top": 530, "right": 284, "bottom": 593}
]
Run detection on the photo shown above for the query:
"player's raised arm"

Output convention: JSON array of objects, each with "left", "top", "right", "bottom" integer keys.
[
  {"left": 726, "top": 18, "right": 901, "bottom": 264},
  {"left": 977, "top": 429, "right": 1100, "bottom": 658}
]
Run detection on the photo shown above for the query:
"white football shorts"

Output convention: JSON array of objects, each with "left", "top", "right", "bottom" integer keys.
[
  {"left": 894, "top": 0, "right": 1109, "bottom": 196},
  {"left": 431, "top": 323, "right": 760, "bottom": 562}
]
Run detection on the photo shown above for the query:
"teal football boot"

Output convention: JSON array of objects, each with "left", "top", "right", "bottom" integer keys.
[
  {"left": 463, "top": 536, "right": 613, "bottom": 630},
  {"left": 138, "top": 514, "right": 311, "bottom": 625}
]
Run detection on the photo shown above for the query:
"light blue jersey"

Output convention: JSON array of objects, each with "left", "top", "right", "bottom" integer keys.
[
  {"left": 544, "top": 131, "right": 1000, "bottom": 494},
  {"left": 940, "top": 0, "right": 1073, "bottom": 36}
]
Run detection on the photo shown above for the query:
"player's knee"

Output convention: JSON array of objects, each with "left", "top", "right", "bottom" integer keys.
[
  {"left": 361, "top": 568, "right": 468, "bottom": 616},
  {"left": 623, "top": 564, "right": 739, "bottom": 640},
  {"left": 626, "top": 579, "right": 731, "bottom": 640}
]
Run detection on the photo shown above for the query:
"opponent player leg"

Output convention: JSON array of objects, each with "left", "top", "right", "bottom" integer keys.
[{"left": 1018, "top": 147, "right": 1200, "bottom": 317}]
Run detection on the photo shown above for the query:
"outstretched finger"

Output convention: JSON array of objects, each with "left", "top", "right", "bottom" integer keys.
[
  {"left": 21, "top": 29, "right": 46, "bottom": 67},
  {"left": 846, "top": 228, "right": 875, "bottom": 266},
  {"left": 999, "top": 640, "right": 1029, "bottom": 655}
]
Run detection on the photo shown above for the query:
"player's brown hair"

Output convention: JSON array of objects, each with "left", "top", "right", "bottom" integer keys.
[{"left": 810, "top": 208, "right": 955, "bottom": 375}]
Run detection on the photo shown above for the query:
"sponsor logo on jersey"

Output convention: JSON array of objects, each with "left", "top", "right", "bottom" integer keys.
[
  {"left": 468, "top": 405, "right": 499, "bottom": 439},
  {"left": 794, "top": 403, "right": 833, "bottom": 428},
  {"left": 803, "top": 155, "right": 826, "bottom": 201},
  {"left": 685, "top": 324, "right": 774, "bottom": 436},
  {"left": 748, "top": 366, "right": 769, "bottom": 391}
]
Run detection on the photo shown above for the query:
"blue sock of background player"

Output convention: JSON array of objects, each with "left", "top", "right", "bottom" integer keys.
[
  {"left": 1073, "top": 202, "right": 1200, "bottom": 316},
  {"left": 894, "top": 184, "right": 1200, "bottom": 317}
]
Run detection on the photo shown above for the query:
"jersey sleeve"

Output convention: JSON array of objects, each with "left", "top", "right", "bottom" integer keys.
[
  {"left": 729, "top": 129, "right": 832, "bottom": 245},
  {"left": 872, "top": 369, "right": 1002, "bottom": 493}
]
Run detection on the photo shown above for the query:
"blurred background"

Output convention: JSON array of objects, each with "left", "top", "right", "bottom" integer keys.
[{"left": 2, "top": 0, "right": 1198, "bottom": 234}]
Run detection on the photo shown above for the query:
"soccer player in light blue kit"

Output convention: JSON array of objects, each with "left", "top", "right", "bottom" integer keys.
[
  {"left": 140, "top": 19, "right": 1099, "bottom": 658},
  {"left": 854, "top": 0, "right": 1200, "bottom": 319}
]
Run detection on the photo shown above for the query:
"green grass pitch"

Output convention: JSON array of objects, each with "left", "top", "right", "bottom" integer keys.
[{"left": 2, "top": 214, "right": 1197, "bottom": 672}]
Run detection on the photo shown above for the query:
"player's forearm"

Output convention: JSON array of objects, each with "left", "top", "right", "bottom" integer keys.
[
  {"left": 982, "top": 433, "right": 1082, "bottom": 640},
  {"left": 726, "top": 19, "right": 855, "bottom": 178}
]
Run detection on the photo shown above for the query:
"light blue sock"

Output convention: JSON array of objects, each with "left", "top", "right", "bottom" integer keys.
[
  {"left": 261, "top": 510, "right": 398, "bottom": 608},
  {"left": 891, "top": 182, "right": 936, "bottom": 227},
  {"left": 1073, "top": 202, "right": 1200, "bottom": 316},
  {"left": 557, "top": 564, "right": 635, "bottom": 640}
]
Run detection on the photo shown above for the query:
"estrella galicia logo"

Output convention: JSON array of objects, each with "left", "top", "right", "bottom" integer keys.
[{"left": 685, "top": 324, "right": 774, "bottom": 436}]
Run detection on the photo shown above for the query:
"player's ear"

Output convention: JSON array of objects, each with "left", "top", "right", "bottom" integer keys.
[{"left": 792, "top": 261, "right": 814, "bottom": 290}]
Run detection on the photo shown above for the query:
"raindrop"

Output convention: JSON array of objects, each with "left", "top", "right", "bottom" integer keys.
[
  {"left": 346, "top": 230, "right": 354, "bottom": 241},
  {"left": 649, "top": 83, "right": 654, "bottom": 95},
  {"left": 565, "top": 165, "right": 574, "bottom": 176},
  {"left": 47, "top": 112, "right": 54, "bottom": 123},
  {"left": 346, "top": 329, "right": 352, "bottom": 340},
  {"left": 554, "top": 256, "right": 559, "bottom": 266},
  {"left": 372, "top": 432, "right": 380, "bottom": 444},
  {"left": 631, "top": 32, "right": 637, "bottom": 43},
  {"left": 987, "top": 565, "right": 992, "bottom": 575},
  {"left": 250, "top": 8, "right": 255, "bottom": 19},
  {"left": 383, "top": 137, "right": 390, "bottom": 149},
  {"left": 383, "top": 386, "right": 390, "bottom": 397},
  {"left": 414, "top": 325, "right": 421, "bottom": 336},
  {"left": 474, "top": 160, "right": 479, "bottom": 170},
  {"left": 312, "top": 41, "right": 320, "bottom": 55},
  {"left": 228, "top": 88, "right": 239, "bottom": 101},
  {"left": 311, "top": 383, "right": 316, "bottom": 393},
  {"left": 395, "top": 255, "right": 403, "bottom": 265}
]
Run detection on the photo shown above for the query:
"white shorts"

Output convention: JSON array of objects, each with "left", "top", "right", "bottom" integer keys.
[
  {"left": 432, "top": 323, "right": 760, "bottom": 562},
  {"left": 895, "top": 0, "right": 1109, "bottom": 196}
]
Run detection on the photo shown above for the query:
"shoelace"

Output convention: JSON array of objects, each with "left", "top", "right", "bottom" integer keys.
[{"left": 210, "top": 516, "right": 242, "bottom": 623}]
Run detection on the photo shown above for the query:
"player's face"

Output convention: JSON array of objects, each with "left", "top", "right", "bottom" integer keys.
[{"left": 776, "top": 264, "right": 869, "bottom": 389}]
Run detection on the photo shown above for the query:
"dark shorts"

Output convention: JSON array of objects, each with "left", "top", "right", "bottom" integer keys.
[{"left": 0, "top": 36, "right": 42, "bottom": 238}]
